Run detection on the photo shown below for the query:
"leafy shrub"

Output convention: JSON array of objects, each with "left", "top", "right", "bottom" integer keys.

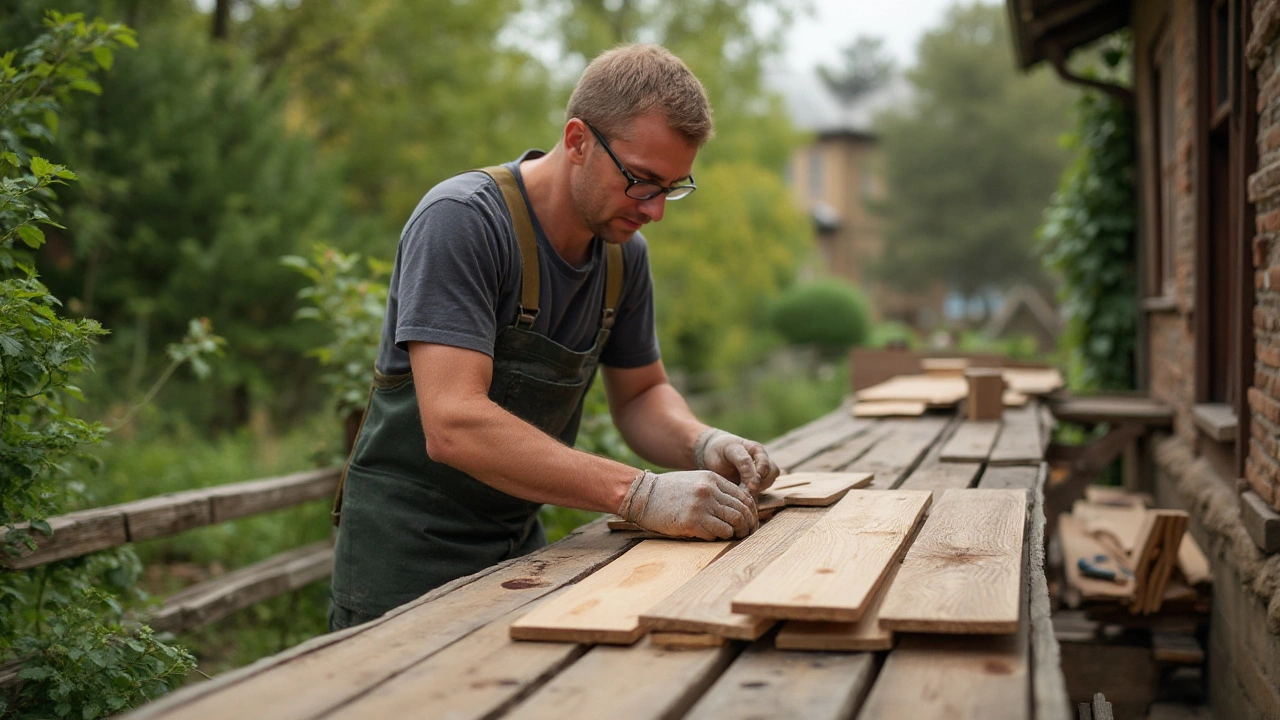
[{"left": 768, "top": 279, "right": 871, "bottom": 356}]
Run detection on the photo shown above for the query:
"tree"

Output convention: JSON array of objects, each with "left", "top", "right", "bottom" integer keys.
[
  {"left": 872, "top": 2, "right": 1075, "bottom": 311},
  {"left": 819, "top": 35, "right": 894, "bottom": 105}
]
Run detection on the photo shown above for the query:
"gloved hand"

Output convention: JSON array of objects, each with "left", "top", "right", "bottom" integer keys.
[
  {"left": 694, "top": 428, "right": 781, "bottom": 497},
  {"left": 617, "top": 470, "right": 758, "bottom": 540}
]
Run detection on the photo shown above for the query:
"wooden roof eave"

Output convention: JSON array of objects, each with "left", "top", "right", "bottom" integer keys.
[{"left": 1006, "top": 0, "right": 1133, "bottom": 70}]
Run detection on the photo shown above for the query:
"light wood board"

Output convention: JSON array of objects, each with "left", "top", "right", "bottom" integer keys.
[
  {"left": 765, "top": 406, "right": 851, "bottom": 453},
  {"left": 852, "top": 401, "right": 927, "bottom": 417},
  {"left": 649, "top": 632, "right": 726, "bottom": 650},
  {"left": 855, "top": 375, "right": 968, "bottom": 406},
  {"left": 848, "top": 416, "right": 952, "bottom": 490},
  {"left": 987, "top": 405, "right": 1043, "bottom": 466},
  {"left": 879, "top": 489, "right": 1026, "bottom": 634},
  {"left": 896, "top": 414, "right": 982, "bottom": 493},
  {"left": 731, "top": 490, "right": 931, "bottom": 622},
  {"left": 759, "top": 471, "right": 874, "bottom": 507},
  {"left": 1073, "top": 500, "right": 1145, "bottom": 553},
  {"left": 503, "top": 639, "right": 736, "bottom": 720},
  {"left": 769, "top": 417, "right": 871, "bottom": 471},
  {"left": 510, "top": 539, "right": 731, "bottom": 644},
  {"left": 1002, "top": 367, "right": 1065, "bottom": 395},
  {"left": 774, "top": 552, "right": 902, "bottom": 651},
  {"left": 641, "top": 508, "right": 823, "bottom": 640},
  {"left": 684, "top": 639, "right": 877, "bottom": 720},
  {"left": 797, "top": 425, "right": 892, "bottom": 473},
  {"left": 939, "top": 420, "right": 1003, "bottom": 462}
]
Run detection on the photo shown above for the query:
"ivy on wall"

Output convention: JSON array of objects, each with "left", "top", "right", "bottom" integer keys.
[{"left": 1038, "top": 46, "right": 1137, "bottom": 392}]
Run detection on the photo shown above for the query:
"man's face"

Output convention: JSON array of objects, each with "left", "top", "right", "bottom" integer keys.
[{"left": 571, "top": 113, "right": 698, "bottom": 244}]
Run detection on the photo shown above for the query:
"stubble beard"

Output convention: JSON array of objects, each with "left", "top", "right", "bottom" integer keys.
[{"left": 571, "top": 171, "right": 637, "bottom": 246}]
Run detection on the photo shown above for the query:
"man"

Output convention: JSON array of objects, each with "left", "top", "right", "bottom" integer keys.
[{"left": 329, "top": 44, "right": 780, "bottom": 631}]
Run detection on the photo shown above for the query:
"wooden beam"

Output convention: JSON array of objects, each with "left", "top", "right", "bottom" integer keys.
[{"left": 988, "top": 405, "right": 1044, "bottom": 466}]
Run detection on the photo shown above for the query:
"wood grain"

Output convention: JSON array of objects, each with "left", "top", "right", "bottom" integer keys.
[
  {"left": 852, "top": 401, "right": 927, "bottom": 417},
  {"left": 768, "top": 417, "right": 872, "bottom": 471},
  {"left": 939, "top": 421, "right": 1003, "bottom": 462},
  {"left": 878, "top": 489, "right": 1026, "bottom": 634},
  {"left": 765, "top": 406, "right": 850, "bottom": 453},
  {"left": 774, "top": 553, "right": 902, "bottom": 652},
  {"left": 649, "top": 632, "right": 726, "bottom": 650},
  {"left": 510, "top": 539, "right": 731, "bottom": 644},
  {"left": 988, "top": 405, "right": 1044, "bottom": 466},
  {"left": 1027, "top": 469, "right": 1072, "bottom": 720},
  {"left": 759, "top": 472, "right": 874, "bottom": 507},
  {"left": 730, "top": 490, "right": 931, "bottom": 622},
  {"left": 897, "top": 414, "right": 982, "bottom": 493},
  {"left": 1073, "top": 500, "right": 1145, "bottom": 553},
  {"left": 641, "top": 509, "right": 824, "bottom": 640},
  {"left": 206, "top": 468, "right": 340, "bottom": 522},
  {"left": 848, "top": 416, "right": 951, "bottom": 490},
  {"left": 502, "top": 639, "right": 737, "bottom": 720},
  {"left": 978, "top": 465, "right": 1041, "bottom": 492},
  {"left": 684, "top": 638, "right": 877, "bottom": 720},
  {"left": 797, "top": 424, "right": 892, "bottom": 473},
  {"left": 125, "top": 521, "right": 636, "bottom": 720},
  {"left": 855, "top": 375, "right": 968, "bottom": 406}
]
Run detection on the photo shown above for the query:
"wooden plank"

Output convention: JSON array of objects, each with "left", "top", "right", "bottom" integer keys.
[
  {"left": 731, "top": 490, "right": 931, "bottom": 622},
  {"left": 988, "top": 405, "right": 1044, "bottom": 466},
  {"left": 126, "top": 521, "right": 636, "bottom": 720},
  {"left": 1002, "top": 367, "right": 1065, "bottom": 396},
  {"left": 1073, "top": 500, "right": 1145, "bottom": 553},
  {"left": 879, "top": 489, "right": 1026, "bottom": 634},
  {"left": 760, "top": 472, "right": 874, "bottom": 507},
  {"left": 1177, "top": 533, "right": 1211, "bottom": 586},
  {"left": 120, "top": 491, "right": 214, "bottom": 542},
  {"left": 852, "top": 401, "right": 927, "bottom": 417},
  {"left": 774, "top": 552, "right": 901, "bottom": 652},
  {"left": 148, "top": 541, "right": 333, "bottom": 634},
  {"left": 502, "top": 639, "right": 737, "bottom": 720},
  {"left": 796, "top": 424, "right": 892, "bottom": 473},
  {"left": 978, "top": 465, "right": 1041, "bottom": 492},
  {"left": 848, "top": 415, "right": 951, "bottom": 490},
  {"left": 939, "top": 420, "right": 1003, "bottom": 462},
  {"left": 650, "top": 632, "right": 726, "bottom": 650},
  {"left": 768, "top": 417, "right": 872, "bottom": 471},
  {"left": 642, "top": 509, "right": 824, "bottom": 640},
  {"left": 684, "top": 638, "right": 877, "bottom": 720},
  {"left": 510, "top": 539, "right": 731, "bottom": 644},
  {"left": 323, "top": 588, "right": 587, "bottom": 720},
  {"left": 206, "top": 468, "right": 340, "bottom": 523},
  {"left": 1028, "top": 467, "right": 1072, "bottom": 720},
  {"left": 1046, "top": 395, "right": 1174, "bottom": 426},
  {"left": 2, "top": 507, "right": 127, "bottom": 570},
  {"left": 855, "top": 375, "right": 968, "bottom": 406},
  {"left": 765, "top": 406, "right": 850, "bottom": 452},
  {"left": 897, "top": 414, "right": 983, "bottom": 493}
]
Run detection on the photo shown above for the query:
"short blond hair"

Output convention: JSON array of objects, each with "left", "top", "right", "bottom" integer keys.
[{"left": 566, "top": 44, "right": 714, "bottom": 146}]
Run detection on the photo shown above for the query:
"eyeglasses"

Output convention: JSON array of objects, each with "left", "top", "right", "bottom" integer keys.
[{"left": 582, "top": 119, "right": 697, "bottom": 201}]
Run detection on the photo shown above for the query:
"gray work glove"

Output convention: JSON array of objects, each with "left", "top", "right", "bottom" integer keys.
[
  {"left": 694, "top": 428, "right": 781, "bottom": 497},
  {"left": 617, "top": 470, "right": 758, "bottom": 540}
]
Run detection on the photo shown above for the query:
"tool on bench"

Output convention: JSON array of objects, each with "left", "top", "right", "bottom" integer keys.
[{"left": 1077, "top": 553, "right": 1132, "bottom": 583}]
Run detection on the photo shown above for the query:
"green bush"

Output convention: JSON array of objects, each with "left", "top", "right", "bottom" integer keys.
[{"left": 767, "top": 279, "right": 871, "bottom": 356}]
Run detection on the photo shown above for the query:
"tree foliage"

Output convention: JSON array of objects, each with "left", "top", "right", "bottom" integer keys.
[
  {"left": 819, "top": 35, "right": 895, "bottom": 105},
  {"left": 1038, "top": 42, "right": 1136, "bottom": 391},
  {"left": 0, "top": 13, "right": 194, "bottom": 718},
  {"left": 873, "top": 2, "right": 1075, "bottom": 304},
  {"left": 768, "top": 278, "right": 871, "bottom": 356}
]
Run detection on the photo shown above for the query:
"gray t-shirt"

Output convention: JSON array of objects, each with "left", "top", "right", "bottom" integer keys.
[{"left": 375, "top": 150, "right": 660, "bottom": 375}]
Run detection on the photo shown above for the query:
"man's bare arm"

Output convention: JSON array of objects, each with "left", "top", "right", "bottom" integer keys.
[{"left": 601, "top": 361, "right": 706, "bottom": 470}]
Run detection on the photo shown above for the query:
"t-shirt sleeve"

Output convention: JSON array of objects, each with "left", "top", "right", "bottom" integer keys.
[
  {"left": 392, "top": 197, "right": 509, "bottom": 357},
  {"left": 600, "top": 237, "right": 661, "bottom": 368}
]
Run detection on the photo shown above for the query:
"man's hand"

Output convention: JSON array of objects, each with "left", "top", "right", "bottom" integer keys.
[
  {"left": 618, "top": 470, "right": 758, "bottom": 540},
  {"left": 694, "top": 429, "right": 781, "bottom": 497}
]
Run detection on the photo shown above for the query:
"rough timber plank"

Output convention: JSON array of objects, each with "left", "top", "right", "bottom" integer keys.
[
  {"left": 939, "top": 421, "right": 1003, "bottom": 462},
  {"left": 760, "top": 472, "right": 874, "bottom": 507},
  {"left": 1028, "top": 468, "right": 1071, "bottom": 720},
  {"left": 684, "top": 637, "right": 877, "bottom": 720},
  {"left": 124, "top": 521, "right": 634, "bottom": 720},
  {"left": 731, "top": 490, "right": 931, "bottom": 622},
  {"left": 768, "top": 416, "right": 873, "bottom": 471},
  {"left": 2, "top": 507, "right": 127, "bottom": 570},
  {"left": 979, "top": 465, "right": 1041, "bottom": 492},
  {"left": 510, "top": 539, "right": 731, "bottom": 644},
  {"left": 774, "top": 553, "right": 901, "bottom": 652},
  {"left": 897, "top": 414, "right": 982, "bottom": 494},
  {"left": 855, "top": 375, "right": 967, "bottom": 405},
  {"left": 847, "top": 415, "right": 951, "bottom": 490},
  {"left": 796, "top": 423, "right": 892, "bottom": 473},
  {"left": 502, "top": 639, "right": 738, "bottom": 720},
  {"left": 989, "top": 406, "right": 1044, "bottom": 466},
  {"left": 206, "top": 468, "right": 340, "bottom": 523},
  {"left": 642, "top": 509, "right": 824, "bottom": 640},
  {"left": 120, "top": 491, "right": 214, "bottom": 542},
  {"left": 765, "top": 406, "right": 850, "bottom": 452},
  {"left": 324, "top": 588, "right": 586, "bottom": 720},
  {"left": 879, "top": 489, "right": 1026, "bottom": 634}
]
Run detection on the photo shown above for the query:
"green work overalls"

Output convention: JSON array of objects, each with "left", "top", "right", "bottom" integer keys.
[{"left": 328, "top": 166, "right": 623, "bottom": 629}]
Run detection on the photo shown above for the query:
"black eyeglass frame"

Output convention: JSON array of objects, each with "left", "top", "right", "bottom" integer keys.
[{"left": 581, "top": 119, "right": 697, "bottom": 201}]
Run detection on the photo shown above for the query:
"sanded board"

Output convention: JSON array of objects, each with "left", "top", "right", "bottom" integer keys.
[
  {"left": 879, "top": 489, "right": 1026, "bottom": 634},
  {"left": 731, "top": 490, "right": 932, "bottom": 622},
  {"left": 852, "top": 401, "right": 927, "bottom": 417},
  {"left": 938, "top": 420, "right": 1003, "bottom": 462},
  {"left": 641, "top": 508, "right": 824, "bottom": 640},
  {"left": 759, "top": 471, "right": 874, "bottom": 507},
  {"left": 510, "top": 539, "right": 731, "bottom": 644},
  {"left": 774, "top": 552, "right": 902, "bottom": 652},
  {"left": 855, "top": 375, "right": 968, "bottom": 406}
]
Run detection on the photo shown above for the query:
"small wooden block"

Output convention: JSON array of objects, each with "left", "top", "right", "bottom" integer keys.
[
  {"left": 649, "top": 632, "right": 725, "bottom": 650},
  {"left": 965, "top": 369, "right": 1006, "bottom": 421},
  {"left": 1240, "top": 490, "right": 1280, "bottom": 554},
  {"left": 852, "top": 401, "right": 927, "bottom": 417}
]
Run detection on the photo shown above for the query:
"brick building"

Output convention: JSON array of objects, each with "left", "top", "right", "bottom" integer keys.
[{"left": 1009, "top": 1, "right": 1280, "bottom": 716}]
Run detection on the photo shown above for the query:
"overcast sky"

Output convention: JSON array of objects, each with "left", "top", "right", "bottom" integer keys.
[{"left": 774, "top": 0, "right": 964, "bottom": 74}]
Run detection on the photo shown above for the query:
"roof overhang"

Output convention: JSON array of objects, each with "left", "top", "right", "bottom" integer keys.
[{"left": 1006, "top": 0, "right": 1132, "bottom": 69}]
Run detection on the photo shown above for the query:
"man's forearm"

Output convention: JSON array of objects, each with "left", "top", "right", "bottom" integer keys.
[{"left": 609, "top": 381, "right": 706, "bottom": 470}]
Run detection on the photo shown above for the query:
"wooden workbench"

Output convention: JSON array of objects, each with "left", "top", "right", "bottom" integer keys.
[{"left": 126, "top": 403, "right": 1071, "bottom": 720}]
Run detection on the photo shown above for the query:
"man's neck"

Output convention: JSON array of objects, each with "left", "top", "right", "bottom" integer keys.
[{"left": 519, "top": 149, "right": 595, "bottom": 268}]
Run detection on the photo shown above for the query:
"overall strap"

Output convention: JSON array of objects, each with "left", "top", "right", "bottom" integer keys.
[
  {"left": 603, "top": 242, "right": 623, "bottom": 331},
  {"left": 481, "top": 166, "right": 540, "bottom": 328}
]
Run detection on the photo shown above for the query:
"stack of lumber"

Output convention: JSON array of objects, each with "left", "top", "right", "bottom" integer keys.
[
  {"left": 851, "top": 363, "right": 1064, "bottom": 417},
  {"left": 512, "top": 487, "right": 1030, "bottom": 652},
  {"left": 1056, "top": 488, "right": 1209, "bottom": 615}
]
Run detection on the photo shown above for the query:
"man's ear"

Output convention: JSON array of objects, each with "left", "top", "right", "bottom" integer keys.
[{"left": 563, "top": 118, "right": 590, "bottom": 166}]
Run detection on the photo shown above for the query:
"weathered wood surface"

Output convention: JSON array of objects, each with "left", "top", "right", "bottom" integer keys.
[
  {"left": 3, "top": 468, "right": 339, "bottom": 570},
  {"left": 760, "top": 471, "right": 874, "bottom": 507},
  {"left": 685, "top": 638, "right": 877, "bottom": 720},
  {"left": 641, "top": 508, "right": 823, "bottom": 640},
  {"left": 940, "top": 420, "right": 1003, "bottom": 462},
  {"left": 989, "top": 406, "right": 1044, "bottom": 466},
  {"left": 510, "top": 539, "right": 730, "bottom": 644},
  {"left": 731, "top": 490, "right": 931, "bottom": 622},
  {"left": 774, "top": 552, "right": 901, "bottom": 652},
  {"left": 125, "top": 402, "right": 1064, "bottom": 720},
  {"left": 879, "top": 489, "right": 1026, "bottom": 634},
  {"left": 768, "top": 416, "right": 872, "bottom": 471},
  {"left": 847, "top": 415, "right": 951, "bottom": 490}
]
